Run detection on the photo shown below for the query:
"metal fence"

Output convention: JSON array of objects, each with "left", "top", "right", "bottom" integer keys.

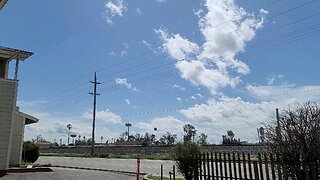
[{"left": 195, "top": 152, "right": 320, "bottom": 180}]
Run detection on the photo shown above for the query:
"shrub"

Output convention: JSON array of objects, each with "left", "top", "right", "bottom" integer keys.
[
  {"left": 172, "top": 142, "right": 201, "bottom": 180},
  {"left": 22, "top": 141, "right": 40, "bottom": 163}
]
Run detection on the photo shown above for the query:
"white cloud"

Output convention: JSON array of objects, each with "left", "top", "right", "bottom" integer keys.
[
  {"left": 172, "top": 84, "right": 186, "bottom": 91},
  {"left": 115, "top": 78, "right": 139, "bottom": 92},
  {"left": 191, "top": 96, "right": 197, "bottom": 100},
  {"left": 125, "top": 99, "right": 131, "bottom": 105},
  {"left": 267, "top": 74, "right": 286, "bottom": 85},
  {"left": 82, "top": 109, "right": 122, "bottom": 124},
  {"left": 136, "top": 8, "right": 143, "bottom": 15},
  {"left": 137, "top": 116, "right": 185, "bottom": 137},
  {"left": 156, "top": 28, "right": 199, "bottom": 60},
  {"left": 155, "top": 0, "right": 167, "bottom": 3},
  {"left": 197, "top": 93, "right": 204, "bottom": 98},
  {"left": 157, "top": 0, "right": 266, "bottom": 94},
  {"left": 103, "top": 0, "right": 127, "bottom": 25},
  {"left": 109, "top": 51, "right": 116, "bottom": 56},
  {"left": 176, "top": 97, "right": 182, "bottom": 102}
]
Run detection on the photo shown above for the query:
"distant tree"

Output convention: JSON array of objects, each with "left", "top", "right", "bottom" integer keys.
[
  {"left": 183, "top": 124, "right": 196, "bottom": 142},
  {"left": 159, "top": 132, "right": 177, "bottom": 146},
  {"left": 117, "top": 132, "right": 127, "bottom": 142},
  {"left": 222, "top": 131, "right": 241, "bottom": 145},
  {"left": 197, "top": 133, "right": 208, "bottom": 145},
  {"left": 266, "top": 102, "right": 320, "bottom": 176}
]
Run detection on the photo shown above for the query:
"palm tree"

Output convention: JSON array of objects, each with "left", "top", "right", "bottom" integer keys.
[
  {"left": 125, "top": 123, "right": 132, "bottom": 141},
  {"left": 100, "top": 136, "right": 104, "bottom": 144},
  {"left": 67, "top": 123, "right": 72, "bottom": 145}
]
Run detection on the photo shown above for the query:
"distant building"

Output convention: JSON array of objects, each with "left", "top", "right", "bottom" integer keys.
[{"left": 0, "top": 46, "right": 39, "bottom": 175}]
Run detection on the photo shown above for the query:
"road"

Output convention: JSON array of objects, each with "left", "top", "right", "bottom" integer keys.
[
  {"left": 35, "top": 156, "right": 183, "bottom": 178},
  {"left": 2, "top": 167, "right": 137, "bottom": 180}
]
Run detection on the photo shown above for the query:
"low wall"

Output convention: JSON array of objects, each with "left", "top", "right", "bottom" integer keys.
[{"left": 40, "top": 145, "right": 268, "bottom": 155}]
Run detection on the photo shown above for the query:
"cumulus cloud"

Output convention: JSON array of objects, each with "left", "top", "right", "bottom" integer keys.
[
  {"left": 176, "top": 97, "right": 182, "bottom": 102},
  {"left": 137, "top": 116, "right": 185, "bottom": 136},
  {"left": 115, "top": 78, "right": 139, "bottom": 92},
  {"left": 103, "top": 0, "right": 127, "bottom": 25},
  {"left": 157, "top": 0, "right": 266, "bottom": 94},
  {"left": 82, "top": 109, "right": 122, "bottom": 124}
]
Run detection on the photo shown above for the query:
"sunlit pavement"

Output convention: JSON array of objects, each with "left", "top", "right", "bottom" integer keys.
[{"left": 35, "top": 156, "right": 183, "bottom": 178}]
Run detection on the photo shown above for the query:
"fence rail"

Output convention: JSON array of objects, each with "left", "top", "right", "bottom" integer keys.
[{"left": 195, "top": 152, "right": 320, "bottom": 180}]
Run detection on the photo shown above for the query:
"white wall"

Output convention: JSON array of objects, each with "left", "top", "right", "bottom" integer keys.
[
  {"left": 0, "top": 79, "right": 17, "bottom": 170},
  {"left": 9, "top": 114, "right": 25, "bottom": 166}
]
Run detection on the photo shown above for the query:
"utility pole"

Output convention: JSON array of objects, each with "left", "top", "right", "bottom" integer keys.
[
  {"left": 89, "top": 72, "right": 101, "bottom": 155},
  {"left": 276, "top": 108, "right": 281, "bottom": 140}
]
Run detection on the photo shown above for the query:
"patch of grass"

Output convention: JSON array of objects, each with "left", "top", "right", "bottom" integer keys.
[
  {"left": 40, "top": 153, "right": 92, "bottom": 158},
  {"left": 147, "top": 175, "right": 184, "bottom": 180},
  {"left": 20, "top": 161, "right": 33, "bottom": 167}
]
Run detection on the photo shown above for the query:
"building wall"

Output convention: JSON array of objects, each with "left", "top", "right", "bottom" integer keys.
[
  {"left": 9, "top": 115, "right": 25, "bottom": 166},
  {"left": 0, "top": 80, "right": 17, "bottom": 170}
]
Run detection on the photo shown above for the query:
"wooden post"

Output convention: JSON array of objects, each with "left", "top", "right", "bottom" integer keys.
[
  {"left": 173, "top": 165, "right": 175, "bottom": 180},
  {"left": 199, "top": 153, "right": 203, "bottom": 180}
]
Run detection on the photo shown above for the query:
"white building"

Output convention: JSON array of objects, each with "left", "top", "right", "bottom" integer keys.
[{"left": 0, "top": 46, "right": 39, "bottom": 176}]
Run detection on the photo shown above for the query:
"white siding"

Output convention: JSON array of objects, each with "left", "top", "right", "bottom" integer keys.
[
  {"left": 0, "top": 80, "right": 17, "bottom": 170},
  {"left": 9, "top": 114, "right": 25, "bottom": 166}
]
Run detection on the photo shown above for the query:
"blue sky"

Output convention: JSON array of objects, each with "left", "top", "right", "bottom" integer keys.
[{"left": 1, "top": 0, "right": 320, "bottom": 144}]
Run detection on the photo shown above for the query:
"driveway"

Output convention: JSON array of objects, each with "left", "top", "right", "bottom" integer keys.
[
  {"left": 35, "top": 156, "right": 183, "bottom": 178},
  {"left": 2, "top": 167, "right": 137, "bottom": 180}
]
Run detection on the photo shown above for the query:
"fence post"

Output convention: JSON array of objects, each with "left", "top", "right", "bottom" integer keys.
[
  {"left": 203, "top": 153, "right": 207, "bottom": 180},
  {"left": 269, "top": 153, "right": 276, "bottom": 180},
  {"left": 248, "top": 153, "right": 253, "bottom": 180},
  {"left": 199, "top": 153, "right": 203, "bottom": 180},
  {"left": 243, "top": 153, "right": 247, "bottom": 180},
  {"left": 228, "top": 153, "right": 232, "bottom": 179},
  {"left": 160, "top": 164, "right": 163, "bottom": 180},
  {"left": 276, "top": 154, "right": 282, "bottom": 180},
  {"left": 219, "top": 153, "right": 223, "bottom": 180},
  {"left": 136, "top": 154, "right": 140, "bottom": 180},
  {"left": 254, "top": 161, "right": 260, "bottom": 180},
  {"left": 258, "top": 153, "right": 264, "bottom": 180},
  {"left": 238, "top": 153, "right": 242, "bottom": 179},
  {"left": 207, "top": 152, "right": 210, "bottom": 179},
  {"left": 173, "top": 165, "right": 175, "bottom": 180},
  {"left": 223, "top": 153, "right": 228, "bottom": 180},
  {"left": 215, "top": 152, "right": 219, "bottom": 180},
  {"left": 233, "top": 153, "right": 237, "bottom": 180},
  {"left": 264, "top": 153, "right": 270, "bottom": 180},
  {"left": 211, "top": 152, "right": 215, "bottom": 179}
]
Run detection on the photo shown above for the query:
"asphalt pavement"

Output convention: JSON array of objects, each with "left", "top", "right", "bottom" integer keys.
[{"left": 35, "top": 156, "right": 183, "bottom": 178}]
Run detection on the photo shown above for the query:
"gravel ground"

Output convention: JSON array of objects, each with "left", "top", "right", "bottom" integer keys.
[{"left": 1, "top": 167, "right": 139, "bottom": 180}]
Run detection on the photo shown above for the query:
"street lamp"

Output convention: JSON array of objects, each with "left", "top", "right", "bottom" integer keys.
[
  {"left": 125, "top": 123, "right": 132, "bottom": 141},
  {"left": 67, "top": 123, "right": 72, "bottom": 146}
]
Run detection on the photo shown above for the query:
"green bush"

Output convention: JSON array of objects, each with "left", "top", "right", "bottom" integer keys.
[
  {"left": 22, "top": 141, "right": 40, "bottom": 163},
  {"left": 173, "top": 142, "right": 201, "bottom": 180}
]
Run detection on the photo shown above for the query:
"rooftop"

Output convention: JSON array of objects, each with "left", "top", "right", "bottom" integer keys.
[{"left": 0, "top": 46, "right": 33, "bottom": 61}]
